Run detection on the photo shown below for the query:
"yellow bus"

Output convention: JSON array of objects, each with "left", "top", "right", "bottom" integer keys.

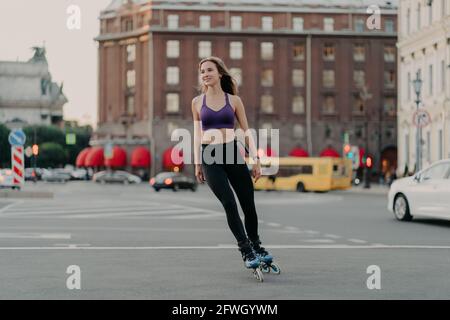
[{"left": 250, "top": 157, "right": 352, "bottom": 192}]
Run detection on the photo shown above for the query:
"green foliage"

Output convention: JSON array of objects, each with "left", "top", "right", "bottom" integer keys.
[
  {"left": 38, "top": 142, "right": 68, "bottom": 168},
  {"left": 0, "top": 124, "right": 10, "bottom": 168},
  {"left": 1, "top": 124, "right": 91, "bottom": 168}
]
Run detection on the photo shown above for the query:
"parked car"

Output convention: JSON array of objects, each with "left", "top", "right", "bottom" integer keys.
[
  {"left": 41, "top": 169, "right": 72, "bottom": 183},
  {"left": 70, "top": 168, "right": 89, "bottom": 180},
  {"left": 0, "top": 169, "right": 20, "bottom": 190},
  {"left": 25, "top": 168, "right": 43, "bottom": 181},
  {"left": 93, "top": 170, "right": 142, "bottom": 185},
  {"left": 150, "top": 172, "right": 197, "bottom": 192},
  {"left": 388, "top": 159, "right": 450, "bottom": 221}
]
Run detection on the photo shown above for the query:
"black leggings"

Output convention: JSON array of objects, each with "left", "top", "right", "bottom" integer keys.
[{"left": 201, "top": 140, "right": 259, "bottom": 244}]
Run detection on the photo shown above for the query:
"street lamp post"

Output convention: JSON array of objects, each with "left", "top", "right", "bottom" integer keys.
[{"left": 412, "top": 71, "right": 423, "bottom": 172}]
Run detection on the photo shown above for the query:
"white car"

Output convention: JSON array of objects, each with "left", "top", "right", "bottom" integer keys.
[
  {"left": 388, "top": 159, "right": 450, "bottom": 221},
  {"left": 0, "top": 169, "right": 20, "bottom": 190}
]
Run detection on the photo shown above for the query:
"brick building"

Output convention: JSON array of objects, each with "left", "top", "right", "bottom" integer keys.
[{"left": 94, "top": 0, "right": 398, "bottom": 176}]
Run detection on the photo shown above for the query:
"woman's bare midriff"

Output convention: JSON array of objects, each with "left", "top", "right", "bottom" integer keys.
[{"left": 201, "top": 128, "right": 236, "bottom": 145}]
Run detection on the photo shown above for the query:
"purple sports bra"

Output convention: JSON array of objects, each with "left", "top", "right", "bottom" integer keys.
[{"left": 200, "top": 93, "right": 235, "bottom": 131}]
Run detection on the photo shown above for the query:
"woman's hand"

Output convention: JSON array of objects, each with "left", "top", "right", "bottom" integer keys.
[
  {"left": 252, "top": 161, "right": 261, "bottom": 183},
  {"left": 195, "top": 164, "right": 206, "bottom": 184}
]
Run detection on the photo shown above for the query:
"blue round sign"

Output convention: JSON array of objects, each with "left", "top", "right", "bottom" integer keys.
[{"left": 8, "top": 129, "right": 26, "bottom": 146}]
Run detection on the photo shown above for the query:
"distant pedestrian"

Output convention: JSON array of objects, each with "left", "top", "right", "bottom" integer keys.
[{"left": 191, "top": 56, "right": 275, "bottom": 270}]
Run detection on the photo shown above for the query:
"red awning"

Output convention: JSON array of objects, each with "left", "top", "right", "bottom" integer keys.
[
  {"left": 131, "top": 147, "right": 151, "bottom": 168},
  {"left": 76, "top": 147, "right": 91, "bottom": 167},
  {"left": 320, "top": 148, "right": 340, "bottom": 158},
  {"left": 162, "top": 147, "right": 184, "bottom": 171},
  {"left": 104, "top": 146, "right": 127, "bottom": 168},
  {"left": 289, "top": 148, "right": 309, "bottom": 157},
  {"left": 85, "top": 147, "right": 104, "bottom": 167}
]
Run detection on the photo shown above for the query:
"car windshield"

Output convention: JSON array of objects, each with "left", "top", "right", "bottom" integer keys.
[
  {"left": 156, "top": 172, "right": 177, "bottom": 179},
  {"left": 421, "top": 163, "right": 450, "bottom": 180}
]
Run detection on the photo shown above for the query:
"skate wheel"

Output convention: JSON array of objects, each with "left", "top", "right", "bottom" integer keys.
[
  {"left": 270, "top": 263, "right": 281, "bottom": 275},
  {"left": 253, "top": 268, "right": 264, "bottom": 282},
  {"left": 260, "top": 263, "right": 270, "bottom": 273}
]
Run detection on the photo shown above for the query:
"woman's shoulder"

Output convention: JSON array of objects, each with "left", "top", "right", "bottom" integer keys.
[
  {"left": 228, "top": 94, "right": 243, "bottom": 106},
  {"left": 192, "top": 94, "right": 204, "bottom": 104}
]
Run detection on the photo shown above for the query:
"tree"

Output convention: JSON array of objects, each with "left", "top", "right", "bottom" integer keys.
[
  {"left": 37, "top": 142, "right": 68, "bottom": 168},
  {"left": 0, "top": 124, "right": 11, "bottom": 168}
]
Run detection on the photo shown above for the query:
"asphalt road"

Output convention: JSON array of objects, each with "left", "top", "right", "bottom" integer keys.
[{"left": 0, "top": 181, "right": 449, "bottom": 299}]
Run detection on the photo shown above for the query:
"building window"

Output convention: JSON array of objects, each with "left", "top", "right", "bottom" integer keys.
[
  {"left": 427, "top": 131, "right": 431, "bottom": 162},
  {"left": 231, "top": 16, "right": 242, "bottom": 31},
  {"left": 439, "top": 129, "right": 443, "bottom": 160},
  {"left": 293, "top": 44, "right": 305, "bottom": 60},
  {"left": 324, "top": 17, "right": 334, "bottom": 31},
  {"left": 323, "top": 44, "right": 335, "bottom": 61},
  {"left": 292, "top": 17, "right": 304, "bottom": 31},
  {"left": 200, "top": 15, "right": 211, "bottom": 30},
  {"left": 198, "top": 41, "right": 212, "bottom": 58},
  {"left": 353, "top": 96, "right": 364, "bottom": 114},
  {"left": 353, "top": 44, "right": 365, "bottom": 62},
  {"left": 167, "top": 122, "right": 179, "bottom": 138},
  {"left": 407, "top": 8, "right": 411, "bottom": 34},
  {"left": 384, "top": 70, "right": 396, "bottom": 89},
  {"left": 262, "top": 16, "right": 273, "bottom": 31},
  {"left": 443, "top": 0, "right": 447, "bottom": 18},
  {"left": 322, "top": 96, "right": 335, "bottom": 114},
  {"left": 383, "top": 97, "right": 396, "bottom": 116},
  {"left": 405, "top": 133, "right": 410, "bottom": 165},
  {"left": 230, "top": 42, "right": 243, "bottom": 59},
  {"left": 229, "top": 68, "right": 242, "bottom": 86},
  {"left": 407, "top": 72, "right": 411, "bottom": 101},
  {"left": 261, "top": 42, "right": 274, "bottom": 60},
  {"left": 442, "top": 60, "right": 446, "bottom": 92},
  {"left": 429, "top": 64, "right": 433, "bottom": 95},
  {"left": 354, "top": 70, "right": 365, "bottom": 88},
  {"left": 354, "top": 19, "right": 364, "bottom": 32},
  {"left": 292, "top": 96, "right": 305, "bottom": 114},
  {"left": 261, "top": 69, "right": 273, "bottom": 87},
  {"left": 293, "top": 124, "right": 305, "bottom": 139},
  {"left": 417, "top": 4, "right": 421, "bottom": 30},
  {"left": 261, "top": 122, "right": 273, "bottom": 139},
  {"left": 166, "top": 66, "right": 179, "bottom": 85},
  {"left": 166, "top": 93, "right": 179, "bottom": 113},
  {"left": 261, "top": 95, "right": 274, "bottom": 113},
  {"left": 122, "top": 19, "right": 133, "bottom": 32},
  {"left": 429, "top": 2, "right": 433, "bottom": 25},
  {"left": 292, "top": 69, "right": 304, "bottom": 87},
  {"left": 166, "top": 40, "right": 180, "bottom": 58},
  {"left": 385, "top": 19, "right": 394, "bottom": 32},
  {"left": 127, "top": 44, "right": 136, "bottom": 62},
  {"left": 384, "top": 46, "right": 396, "bottom": 62},
  {"left": 323, "top": 70, "right": 335, "bottom": 88},
  {"left": 127, "top": 70, "right": 136, "bottom": 88},
  {"left": 126, "top": 96, "right": 135, "bottom": 115},
  {"left": 168, "top": 15, "right": 179, "bottom": 29}
]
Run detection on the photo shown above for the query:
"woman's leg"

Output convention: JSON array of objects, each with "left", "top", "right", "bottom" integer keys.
[
  {"left": 202, "top": 162, "right": 248, "bottom": 244},
  {"left": 225, "top": 158, "right": 259, "bottom": 243}
]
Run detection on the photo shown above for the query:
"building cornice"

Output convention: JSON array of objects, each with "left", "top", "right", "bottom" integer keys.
[{"left": 96, "top": 27, "right": 397, "bottom": 41}]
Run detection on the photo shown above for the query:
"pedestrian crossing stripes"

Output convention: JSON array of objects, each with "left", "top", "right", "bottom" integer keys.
[{"left": 0, "top": 200, "right": 223, "bottom": 220}]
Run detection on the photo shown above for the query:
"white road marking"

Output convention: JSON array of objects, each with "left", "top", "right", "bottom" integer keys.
[
  {"left": 284, "top": 226, "right": 300, "bottom": 231},
  {"left": 0, "top": 244, "right": 449, "bottom": 250},
  {"left": 347, "top": 239, "right": 368, "bottom": 244},
  {"left": 324, "top": 234, "right": 342, "bottom": 239},
  {"left": 266, "top": 222, "right": 282, "bottom": 227},
  {"left": 305, "top": 230, "right": 320, "bottom": 235},
  {"left": 0, "top": 201, "right": 23, "bottom": 214},
  {"left": 303, "top": 239, "right": 336, "bottom": 243},
  {"left": 0, "top": 233, "right": 71, "bottom": 239}
]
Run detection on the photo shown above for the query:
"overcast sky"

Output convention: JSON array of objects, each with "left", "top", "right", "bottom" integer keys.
[{"left": 0, "top": 0, "right": 112, "bottom": 128}]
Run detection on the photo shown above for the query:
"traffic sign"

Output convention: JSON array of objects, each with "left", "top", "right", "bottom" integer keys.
[
  {"left": 413, "top": 109, "right": 431, "bottom": 128},
  {"left": 104, "top": 142, "right": 113, "bottom": 159},
  {"left": 8, "top": 129, "right": 26, "bottom": 146},
  {"left": 66, "top": 133, "right": 76, "bottom": 145}
]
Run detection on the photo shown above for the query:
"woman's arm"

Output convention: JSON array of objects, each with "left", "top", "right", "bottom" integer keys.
[
  {"left": 233, "top": 96, "right": 258, "bottom": 161},
  {"left": 191, "top": 96, "right": 202, "bottom": 165}
]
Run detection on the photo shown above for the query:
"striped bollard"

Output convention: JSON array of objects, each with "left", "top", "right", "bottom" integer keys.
[{"left": 11, "top": 146, "right": 25, "bottom": 186}]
